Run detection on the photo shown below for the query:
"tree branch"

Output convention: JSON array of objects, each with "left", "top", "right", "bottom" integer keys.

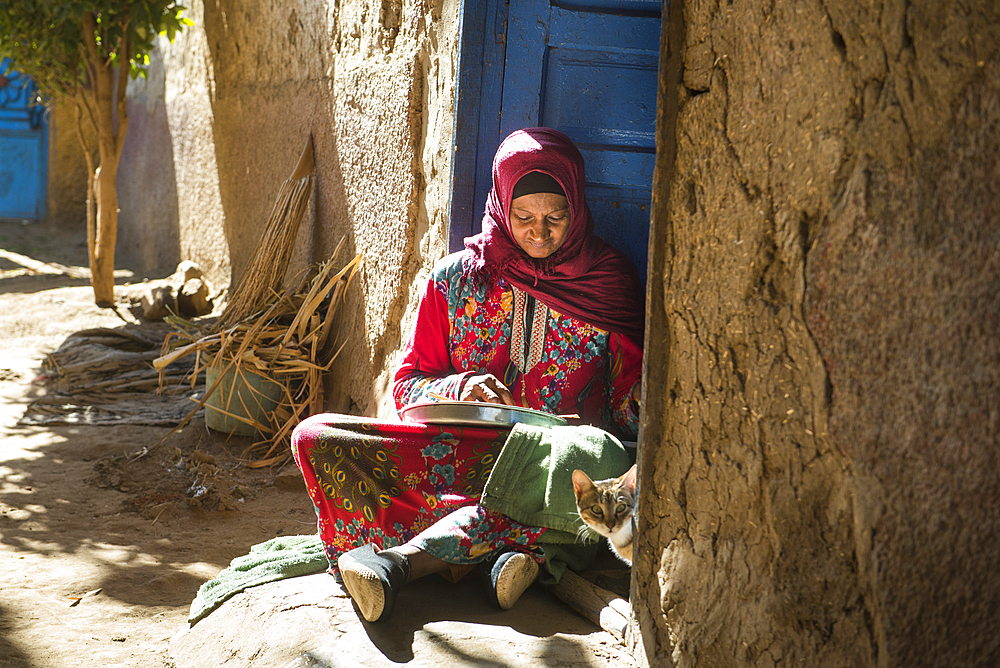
[
  {"left": 71, "top": 95, "right": 95, "bottom": 162},
  {"left": 77, "top": 43, "right": 98, "bottom": 96},
  {"left": 71, "top": 96, "right": 97, "bottom": 272},
  {"left": 80, "top": 12, "right": 100, "bottom": 72},
  {"left": 114, "top": 31, "right": 130, "bottom": 162},
  {"left": 73, "top": 74, "right": 101, "bottom": 159}
]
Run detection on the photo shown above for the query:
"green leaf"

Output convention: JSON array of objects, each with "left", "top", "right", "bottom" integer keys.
[{"left": 0, "top": 0, "right": 191, "bottom": 97}]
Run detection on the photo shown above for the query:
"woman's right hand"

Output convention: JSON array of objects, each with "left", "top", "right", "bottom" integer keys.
[{"left": 460, "top": 374, "right": 515, "bottom": 405}]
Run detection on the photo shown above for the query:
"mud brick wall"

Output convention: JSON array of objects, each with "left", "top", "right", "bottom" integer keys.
[
  {"left": 118, "top": 0, "right": 460, "bottom": 415},
  {"left": 637, "top": 1, "right": 1000, "bottom": 665}
]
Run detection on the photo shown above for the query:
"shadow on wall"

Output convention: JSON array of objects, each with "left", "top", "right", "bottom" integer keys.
[
  {"left": 199, "top": 0, "right": 367, "bottom": 414},
  {"left": 117, "top": 47, "right": 182, "bottom": 280},
  {"left": 200, "top": 0, "right": 332, "bottom": 289}
]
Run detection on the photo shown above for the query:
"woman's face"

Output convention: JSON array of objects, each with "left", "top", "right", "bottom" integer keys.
[{"left": 509, "top": 192, "right": 571, "bottom": 259}]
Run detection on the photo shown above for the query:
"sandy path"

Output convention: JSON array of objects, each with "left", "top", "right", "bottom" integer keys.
[{"left": 0, "top": 224, "right": 314, "bottom": 668}]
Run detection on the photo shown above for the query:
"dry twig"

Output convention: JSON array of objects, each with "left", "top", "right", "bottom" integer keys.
[
  {"left": 152, "top": 247, "right": 361, "bottom": 467},
  {"left": 217, "top": 135, "right": 316, "bottom": 330}
]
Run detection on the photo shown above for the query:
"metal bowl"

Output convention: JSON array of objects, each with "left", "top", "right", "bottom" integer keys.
[{"left": 400, "top": 401, "right": 567, "bottom": 428}]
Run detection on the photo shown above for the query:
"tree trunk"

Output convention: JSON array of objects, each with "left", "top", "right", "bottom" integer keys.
[
  {"left": 89, "top": 62, "right": 118, "bottom": 307},
  {"left": 91, "top": 160, "right": 118, "bottom": 307},
  {"left": 81, "top": 11, "right": 129, "bottom": 308}
]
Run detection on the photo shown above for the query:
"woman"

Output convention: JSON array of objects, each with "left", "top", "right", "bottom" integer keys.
[{"left": 292, "top": 127, "right": 644, "bottom": 623}]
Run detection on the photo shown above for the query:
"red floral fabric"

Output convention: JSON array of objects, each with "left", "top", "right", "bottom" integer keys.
[
  {"left": 394, "top": 253, "right": 642, "bottom": 439},
  {"left": 292, "top": 414, "right": 547, "bottom": 575}
]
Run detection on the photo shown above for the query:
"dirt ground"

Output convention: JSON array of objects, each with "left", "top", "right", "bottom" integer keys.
[{"left": 0, "top": 219, "right": 316, "bottom": 668}]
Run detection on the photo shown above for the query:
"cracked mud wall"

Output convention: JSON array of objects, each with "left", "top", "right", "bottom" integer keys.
[
  {"left": 637, "top": 0, "right": 1000, "bottom": 666},
  {"left": 118, "top": 0, "right": 459, "bottom": 415}
]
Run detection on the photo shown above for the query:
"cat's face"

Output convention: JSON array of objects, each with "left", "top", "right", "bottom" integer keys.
[{"left": 572, "top": 465, "right": 637, "bottom": 537}]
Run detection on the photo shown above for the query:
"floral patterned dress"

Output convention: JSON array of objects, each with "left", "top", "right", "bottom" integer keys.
[
  {"left": 394, "top": 253, "right": 642, "bottom": 435},
  {"left": 292, "top": 252, "right": 642, "bottom": 576}
]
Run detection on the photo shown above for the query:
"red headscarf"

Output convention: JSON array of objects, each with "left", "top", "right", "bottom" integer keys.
[{"left": 463, "top": 127, "right": 645, "bottom": 346}]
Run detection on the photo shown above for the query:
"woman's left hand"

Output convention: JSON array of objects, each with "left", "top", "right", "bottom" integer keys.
[{"left": 460, "top": 374, "right": 515, "bottom": 406}]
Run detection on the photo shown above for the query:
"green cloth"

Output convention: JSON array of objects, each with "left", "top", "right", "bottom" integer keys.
[
  {"left": 187, "top": 534, "right": 328, "bottom": 624},
  {"left": 481, "top": 424, "right": 630, "bottom": 583}
]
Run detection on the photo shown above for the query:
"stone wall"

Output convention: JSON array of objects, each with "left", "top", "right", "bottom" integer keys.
[
  {"left": 636, "top": 0, "right": 1000, "bottom": 666},
  {"left": 117, "top": 0, "right": 459, "bottom": 415}
]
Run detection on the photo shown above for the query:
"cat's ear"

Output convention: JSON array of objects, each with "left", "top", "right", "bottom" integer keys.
[
  {"left": 572, "top": 469, "right": 594, "bottom": 495},
  {"left": 621, "top": 464, "right": 638, "bottom": 493}
]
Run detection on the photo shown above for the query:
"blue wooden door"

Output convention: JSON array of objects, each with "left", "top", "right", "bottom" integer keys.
[
  {"left": 0, "top": 58, "right": 48, "bottom": 220},
  {"left": 451, "top": 0, "right": 661, "bottom": 283}
]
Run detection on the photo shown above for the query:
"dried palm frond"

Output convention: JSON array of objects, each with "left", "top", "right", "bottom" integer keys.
[
  {"left": 19, "top": 326, "right": 199, "bottom": 428},
  {"left": 216, "top": 135, "right": 316, "bottom": 330},
  {"left": 153, "top": 246, "right": 362, "bottom": 467}
]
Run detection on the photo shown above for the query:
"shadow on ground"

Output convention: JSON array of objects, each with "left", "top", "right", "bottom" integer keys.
[
  {"left": 0, "top": 601, "right": 33, "bottom": 668},
  {"left": 172, "top": 570, "right": 631, "bottom": 668}
]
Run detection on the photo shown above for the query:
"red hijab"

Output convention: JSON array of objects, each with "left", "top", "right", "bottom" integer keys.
[{"left": 463, "top": 127, "right": 645, "bottom": 346}]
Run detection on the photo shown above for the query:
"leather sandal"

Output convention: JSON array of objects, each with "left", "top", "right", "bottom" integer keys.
[
  {"left": 338, "top": 544, "right": 411, "bottom": 622},
  {"left": 481, "top": 548, "right": 539, "bottom": 610}
]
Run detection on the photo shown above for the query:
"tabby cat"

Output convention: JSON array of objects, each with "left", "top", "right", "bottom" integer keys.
[{"left": 572, "top": 464, "right": 637, "bottom": 566}]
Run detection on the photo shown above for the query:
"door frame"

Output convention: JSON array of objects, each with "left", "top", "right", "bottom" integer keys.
[{"left": 449, "top": 0, "right": 509, "bottom": 252}]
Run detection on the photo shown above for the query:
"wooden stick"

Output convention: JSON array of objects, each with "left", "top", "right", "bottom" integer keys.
[{"left": 549, "top": 570, "right": 630, "bottom": 642}]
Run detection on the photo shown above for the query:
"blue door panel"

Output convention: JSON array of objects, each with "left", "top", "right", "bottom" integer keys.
[
  {"left": 558, "top": 0, "right": 660, "bottom": 10},
  {"left": 541, "top": 50, "right": 659, "bottom": 148},
  {"left": 549, "top": 7, "right": 661, "bottom": 54},
  {"left": 499, "top": 0, "right": 550, "bottom": 138},
  {"left": 500, "top": 0, "right": 660, "bottom": 282},
  {"left": 0, "top": 58, "right": 47, "bottom": 220},
  {"left": 584, "top": 184, "right": 652, "bottom": 274},
  {"left": 0, "top": 134, "right": 46, "bottom": 218},
  {"left": 450, "top": 0, "right": 510, "bottom": 250},
  {"left": 578, "top": 148, "right": 656, "bottom": 188},
  {"left": 452, "top": 0, "right": 661, "bottom": 284}
]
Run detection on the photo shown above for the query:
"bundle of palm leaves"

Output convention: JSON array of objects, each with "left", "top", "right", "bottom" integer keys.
[
  {"left": 154, "top": 240, "right": 361, "bottom": 467},
  {"left": 216, "top": 136, "right": 316, "bottom": 330}
]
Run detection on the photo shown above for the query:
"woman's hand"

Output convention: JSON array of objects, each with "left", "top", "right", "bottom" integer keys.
[{"left": 460, "top": 374, "right": 515, "bottom": 405}]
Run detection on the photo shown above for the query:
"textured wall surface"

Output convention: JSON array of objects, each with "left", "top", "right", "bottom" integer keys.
[
  {"left": 45, "top": 102, "right": 90, "bottom": 230},
  {"left": 117, "top": 58, "right": 181, "bottom": 279},
  {"left": 117, "top": 0, "right": 459, "bottom": 414},
  {"left": 638, "top": 0, "right": 1000, "bottom": 666}
]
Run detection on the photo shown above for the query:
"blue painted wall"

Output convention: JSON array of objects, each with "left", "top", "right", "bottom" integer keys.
[{"left": 0, "top": 58, "right": 48, "bottom": 220}]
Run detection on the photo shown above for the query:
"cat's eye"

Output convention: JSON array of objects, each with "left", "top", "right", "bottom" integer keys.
[
  {"left": 590, "top": 505, "right": 602, "bottom": 516},
  {"left": 615, "top": 503, "right": 627, "bottom": 514}
]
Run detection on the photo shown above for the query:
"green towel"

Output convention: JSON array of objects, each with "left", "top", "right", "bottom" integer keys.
[
  {"left": 187, "top": 534, "right": 329, "bottom": 624},
  {"left": 481, "top": 424, "right": 630, "bottom": 582}
]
